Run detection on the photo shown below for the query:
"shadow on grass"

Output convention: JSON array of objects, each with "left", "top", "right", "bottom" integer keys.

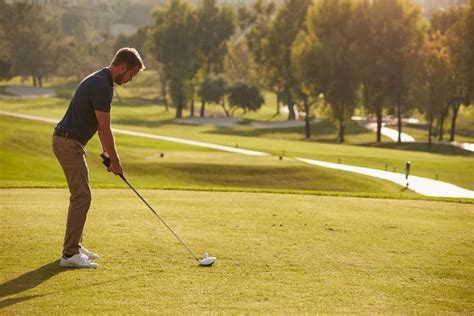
[
  {"left": 0, "top": 295, "right": 45, "bottom": 310},
  {"left": 0, "top": 260, "right": 64, "bottom": 309},
  {"left": 205, "top": 120, "right": 369, "bottom": 139},
  {"left": 112, "top": 98, "right": 167, "bottom": 107},
  {"left": 113, "top": 118, "right": 177, "bottom": 128},
  {"left": 361, "top": 142, "right": 473, "bottom": 157},
  {"left": 0, "top": 260, "right": 151, "bottom": 310}
]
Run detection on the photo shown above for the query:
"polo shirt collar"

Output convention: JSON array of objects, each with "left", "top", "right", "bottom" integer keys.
[{"left": 104, "top": 67, "right": 113, "bottom": 87}]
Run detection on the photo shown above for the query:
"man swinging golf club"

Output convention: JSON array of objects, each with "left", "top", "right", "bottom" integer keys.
[{"left": 52, "top": 48, "right": 145, "bottom": 268}]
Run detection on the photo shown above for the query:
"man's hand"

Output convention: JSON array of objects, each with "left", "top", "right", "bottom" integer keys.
[
  {"left": 109, "top": 158, "right": 123, "bottom": 175},
  {"left": 101, "top": 152, "right": 123, "bottom": 176}
]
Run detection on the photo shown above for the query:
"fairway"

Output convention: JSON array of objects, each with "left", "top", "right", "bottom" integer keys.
[
  {"left": 1, "top": 189, "right": 472, "bottom": 314},
  {"left": 2, "top": 100, "right": 473, "bottom": 190},
  {"left": 0, "top": 115, "right": 417, "bottom": 195}
]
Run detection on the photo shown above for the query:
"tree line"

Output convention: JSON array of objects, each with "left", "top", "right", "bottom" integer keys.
[{"left": 0, "top": 0, "right": 473, "bottom": 145}]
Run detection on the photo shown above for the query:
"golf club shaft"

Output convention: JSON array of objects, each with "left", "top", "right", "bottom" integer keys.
[{"left": 119, "top": 174, "right": 200, "bottom": 261}]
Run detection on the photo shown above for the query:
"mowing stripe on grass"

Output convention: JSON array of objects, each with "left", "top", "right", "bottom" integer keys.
[
  {"left": 112, "top": 128, "right": 268, "bottom": 156},
  {"left": 0, "top": 111, "right": 268, "bottom": 156},
  {"left": 1, "top": 110, "right": 472, "bottom": 198}
]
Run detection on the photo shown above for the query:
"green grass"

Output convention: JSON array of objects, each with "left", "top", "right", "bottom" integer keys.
[
  {"left": 0, "top": 189, "right": 472, "bottom": 314},
  {"left": 0, "top": 116, "right": 415, "bottom": 196},
  {"left": 0, "top": 76, "right": 472, "bottom": 191},
  {"left": 402, "top": 126, "right": 474, "bottom": 144},
  {"left": 457, "top": 106, "right": 474, "bottom": 133},
  {"left": 1, "top": 102, "right": 473, "bottom": 190}
]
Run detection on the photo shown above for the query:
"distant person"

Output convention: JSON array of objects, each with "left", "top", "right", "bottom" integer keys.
[
  {"left": 405, "top": 161, "right": 411, "bottom": 187},
  {"left": 52, "top": 48, "right": 145, "bottom": 268}
]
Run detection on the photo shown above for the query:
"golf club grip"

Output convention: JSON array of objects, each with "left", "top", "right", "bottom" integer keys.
[
  {"left": 101, "top": 153, "right": 111, "bottom": 168},
  {"left": 101, "top": 153, "right": 125, "bottom": 180}
]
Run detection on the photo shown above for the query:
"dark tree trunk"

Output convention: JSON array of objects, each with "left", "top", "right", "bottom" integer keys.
[
  {"left": 449, "top": 103, "right": 461, "bottom": 142},
  {"left": 176, "top": 104, "right": 183, "bottom": 119},
  {"left": 161, "top": 82, "right": 168, "bottom": 111},
  {"left": 339, "top": 119, "right": 345, "bottom": 143},
  {"left": 428, "top": 116, "right": 433, "bottom": 149},
  {"left": 32, "top": 76, "right": 37, "bottom": 87},
  {"left": 38, "top": 76, "right": 43, "bottom": 87},
  {"left": 376, "top": 106, "right": 382, "bottom": 143},
  {"left": 276, "top": 92, "right": 280, "bottom": 115},
  {"left": 287, "top": 102, "right": 296, "bottom": 120},
  {"left": 304, "top": 96, "right": 310, "bottom": 139},
  {"left": 200, "top": 100, "right": 206, "bottom": 117},
  {"left": 221, "top": 102, "right": 229, "bottom": 117},
  {"left": 338, "top": 104, "right": 345, "bottom": 143},
  {"left": 438, "top": 107, "right": 447, "bottom": 141},
  {"left": 285, "top": 88, "right": 296, "bottom": 120},
  {"left": 397, "top": 104, "right": 402, "bottom": 144},
  {"left": 190, "top": 99, "right": 195, "bottom": 117}
]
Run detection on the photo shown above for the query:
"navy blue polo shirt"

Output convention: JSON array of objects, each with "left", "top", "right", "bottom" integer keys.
[{"left": 55, "top": 68, "right": 114, "bottom": 142}]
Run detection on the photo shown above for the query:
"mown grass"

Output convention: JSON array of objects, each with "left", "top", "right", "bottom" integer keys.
[
  {"left": 1, "top": 103, "right": 473, "bottom": 190},
  {"left": 1, "top": 76, "right": 472, "bottom": 191},
  {"left": 0, "top": 116, "right": 415, "bottom": 196},
  {"left": 0, "top": 189, "right": 472, "bottom": 314}
]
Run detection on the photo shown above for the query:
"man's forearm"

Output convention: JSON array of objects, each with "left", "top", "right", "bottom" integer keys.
[{"left": 98, "top": 128, "right": 119, "bottom": 162}]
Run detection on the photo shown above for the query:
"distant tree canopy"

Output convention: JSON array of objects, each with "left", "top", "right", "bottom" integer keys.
[
  {"left": 146, "top": 0, "right": 200, "bottom": 118},
  {"left": 196, "top": 0, "right": 235, "bottom": 117},
  {"left": 199, "top": 76, "right": 227, "bottom": 105},
  {"left": 0, "top": 0, "right": 472, "bottom": 144},
  {"left": 1, "top": 3, "right": 63, "bottom": 86},
  {"left": 228, "top": 82, "right": 264, "bottom": 113}
]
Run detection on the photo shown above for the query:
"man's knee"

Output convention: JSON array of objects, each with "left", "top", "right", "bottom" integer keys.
[{"left": 70, "top": 187, "right": 91, "bottom": 207}]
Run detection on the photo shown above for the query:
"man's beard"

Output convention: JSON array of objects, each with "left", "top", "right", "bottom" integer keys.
[{"left": 115, "top": 73, "right": 125, "bottom": 85}]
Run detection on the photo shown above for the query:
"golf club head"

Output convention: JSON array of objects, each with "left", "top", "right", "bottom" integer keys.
[{"left": 199, "top": 256, "right": 216, "bottom": 267}]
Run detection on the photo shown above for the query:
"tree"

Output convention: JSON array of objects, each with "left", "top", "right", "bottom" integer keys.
[
  {"left": 263, "top": 0, "right": 312, "bottom": 120},
  {"left": 358, "top": 0, "right": 416, "bottom": 143},
  {"left": 430, "top": 6, "right": 471, "bottom": 141},
  {"left": 381, "top": 0, "right": 426, "bottom": 143},
  {"left": 416, "top": 33, "right": 451, "bottom": 149},
  {"left": 199, "top": 76, "right": 228, "bottom": 116},
  {"left": 468, "top": 0, "right": 474, "bottom": 102},
  {"left": 147, "top": 1, "right": 200, "bottom": 118},
  {"left": 195, "top": 0, "right": 235, "bottom": 117},
  {"left": 2, "top": 3, "right": 63, "bottom": 86},
  {"left": 302, "top": 0, "right": 363, "bottom": 143},
  {"left": 0, "top": 2, "right": 12, "bottom": 80},
  {"left": 224, "top": 38, "right": 256, "bottom": 85},
  {"left": 292, "top": 25, "right": 322, "bottom": 139},
  {"left": 55, "top": 40, "right": 98, "bottom": 81},
  {"left": 227, "top": 82, "right": 264, "bottom": 116},
  {"left": 244, "top": 0, "right": 280, "bottom": 114},
  {"left": 60, "top": 11, "right": 93, "bottom": 42}
]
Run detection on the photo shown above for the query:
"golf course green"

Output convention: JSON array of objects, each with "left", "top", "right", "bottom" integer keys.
[
  {"left": 1, "top": 189, "right": 473, "bottom": 314},
  {"left": 1, "top": 74, "right": 473, "bottom": 314}
]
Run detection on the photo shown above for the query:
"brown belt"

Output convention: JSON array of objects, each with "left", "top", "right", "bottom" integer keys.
[{"left": 53, "top": 130, "right": 87, "bottom": 146}]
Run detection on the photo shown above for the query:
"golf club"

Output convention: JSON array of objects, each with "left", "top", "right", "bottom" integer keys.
[{"left": 101, "top": 153, "right": 216, "bottom": 267}]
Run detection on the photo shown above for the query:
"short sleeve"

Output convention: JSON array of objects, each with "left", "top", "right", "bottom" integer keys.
[{"left": 91, "top": 86, "right": 112, "bottom": 113}]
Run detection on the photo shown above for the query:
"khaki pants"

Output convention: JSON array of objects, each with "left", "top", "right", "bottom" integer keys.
[{"left": 52, "top": 135, "right": 91, "bottom": 256}]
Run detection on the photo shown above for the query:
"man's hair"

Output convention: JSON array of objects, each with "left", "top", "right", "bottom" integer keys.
[{"left": 111, "top": 47, "right": 145, "bottom": 71}]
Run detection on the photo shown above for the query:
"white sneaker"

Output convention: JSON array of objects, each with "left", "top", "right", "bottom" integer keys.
[
  {"left": 60, "top": 253, "right": 98, "bottom": 269},
  {"left": 80, "top": 246, "right": 99, "bottom": 260}
]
